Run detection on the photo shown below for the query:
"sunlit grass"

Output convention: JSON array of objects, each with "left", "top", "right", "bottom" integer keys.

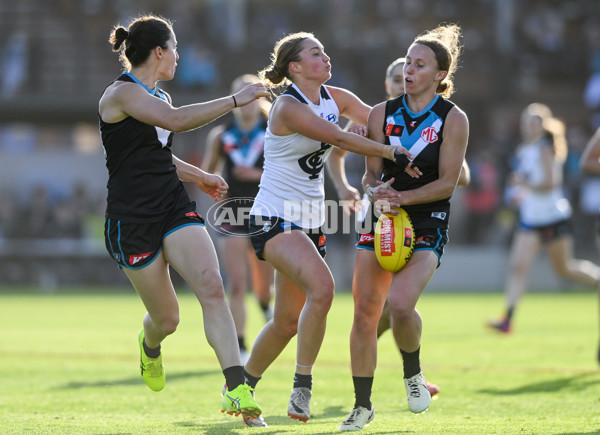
[{"left": 1, "top": 288, "right": 599, "bottom": 434}]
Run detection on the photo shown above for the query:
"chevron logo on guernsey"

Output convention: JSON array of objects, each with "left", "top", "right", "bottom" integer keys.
[{"left": 129, "top": 252, "right": 153, "bottom": 265}]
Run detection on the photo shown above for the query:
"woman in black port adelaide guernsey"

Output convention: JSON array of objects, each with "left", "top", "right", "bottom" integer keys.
[{"left": 98, "top": 14, "right": 269, "bottom": 421}]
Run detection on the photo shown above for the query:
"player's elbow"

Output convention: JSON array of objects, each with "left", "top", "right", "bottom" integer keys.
[
  {"left": 330, "top": 131, "right": 350, "bottom": 149},
  {"left": 164, "top": 109, "right": 194, "bottom": 132},
  {"left": 440, "top": 179, "right": 458, "bottom": 197}
]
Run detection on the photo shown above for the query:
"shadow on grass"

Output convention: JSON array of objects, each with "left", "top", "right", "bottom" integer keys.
[
  {"left": 184, "top": 419, "right": 409, "bottom": 435},
  {"left": 177, "top": 410, "right": 410, "bottom": 434},
  {"left": 477, "top": 372, "right": 600, "bottom": 395},
  {"left": 553, "top": 431, "right": 600, "bottom": 435},
  {"left": 56, "top": 369, "right": 220, "bottom": 389}
]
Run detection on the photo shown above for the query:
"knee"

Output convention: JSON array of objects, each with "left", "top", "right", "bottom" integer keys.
[
  {"left": 553, "top": 261, "right": 572, "bottom": 278},
  {"left": 228, "top": 273, "right": 247, "bottom": 297},
  {"left": 200, "top": 269, "right": 226, "bottom": 300},
  {"left": 155, "top": 313, "right": 179, "bottom": 336},
  {"left": 273, "top": 317, "right": 298, "bottom": 340},
  {"left": 353, "top": 302, "right": 382, "bottom": 331},
  {"left": 509, "top": 259, "right": 529, "bottom": 277},
  {"left": 308, "top": 277, "right": 335, "bottom": 313},
  {"left": 387, "top": 299, "right": 415, "bottom": 326}
]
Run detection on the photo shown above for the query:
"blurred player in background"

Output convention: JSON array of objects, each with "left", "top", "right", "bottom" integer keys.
[
  {"left": 203, "top": 74, "right": 275, "bottom": 364},
  {"left": 241, "top": 31, "right": 415, "bottom": 427},
  {"left": 98, "top": 14, "right": 269, "bottom": 420},
  {"left": 338, "top": 24, "right": 469, "bottom": 430},
  {"left": 488, "top": 104, "right": 600, "bottom": 339},
  {"left": 579, "top": 126, "right": 600, "bottom": 363}
]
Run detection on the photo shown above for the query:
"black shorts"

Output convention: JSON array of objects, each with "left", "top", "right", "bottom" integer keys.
[
  {"left": 519, "top": 219, "right": 570, "bottom": 243},
  {"left": 105, "top": 201, "right": 205, "bottom": 270},
  {"left": 356, "top": 226, "right": 448, "bottom": 267},
  {"left": 207, "top": 199, "right": 255, "bottom": 236},
  {"left": 249, "top": 215, "right": 326, "bottom": 261},
  {"left": 218, "top": 221, "right": 251, "bottom": 235}
]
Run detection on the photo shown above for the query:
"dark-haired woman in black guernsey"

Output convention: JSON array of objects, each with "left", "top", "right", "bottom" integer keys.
[{"left": 98, "top": 14, "right": 269, "bottom": 420}]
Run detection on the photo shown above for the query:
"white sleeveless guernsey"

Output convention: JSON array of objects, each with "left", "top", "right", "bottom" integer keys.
[
  {"left": 250, "top": 84, "right": 339, "bottom": 229},
  {"left": 515, "top": 139, "right": 572, "bottom": 226}
]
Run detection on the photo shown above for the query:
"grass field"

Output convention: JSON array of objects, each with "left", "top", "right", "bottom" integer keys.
[{"left": 2, "top": 287, "right": 600, "bottom": 434}]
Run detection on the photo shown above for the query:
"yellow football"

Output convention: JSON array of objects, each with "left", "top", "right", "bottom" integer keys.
[{"left": 374, "top": 208, "right": 415, "bottom": 272}]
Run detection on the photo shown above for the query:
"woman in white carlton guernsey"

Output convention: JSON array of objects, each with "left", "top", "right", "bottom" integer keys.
[
  {"left": 489, "top": 103, "right": 600, "bottom": 336},
  {"left": 240, "top": 31, "right": 417, "bottom": 426}
]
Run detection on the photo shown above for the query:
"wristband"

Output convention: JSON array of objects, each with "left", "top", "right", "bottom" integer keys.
[
  {"left": 232, "top": 95, "right": 238, "bottom": 108},
  {"left": 366, "top": 180, "right": 391, "bottom": 201},
  {"left": 394, "top": 151, "right": 411, "bottom": 170}
]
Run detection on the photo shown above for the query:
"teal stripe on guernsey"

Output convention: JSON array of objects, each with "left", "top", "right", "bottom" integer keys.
[
  {"left": 123, "top": 72, "right": 167, "bottom": 101},
  {"left": 402, "top": 94, "right": 439, "bottom": 117}
]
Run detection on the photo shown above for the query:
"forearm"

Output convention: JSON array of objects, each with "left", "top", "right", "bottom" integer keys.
[
  {"left": 170, "top": 96, "right": 236, "bottom": 132},
  {"left": 397, "top": 178, "right": 457, "bottom": 206},
  {"left": 362, "top": 169, "right": 381, "bottom": 193},
  {"left": 173, "top": 155, "right": 206, "bottom": 184},
  {"left": 326, "top": 151, "right": 352, "bottom": 192},
  {"left": 335, "top": 132, "right": 394, "bottom": 160}
]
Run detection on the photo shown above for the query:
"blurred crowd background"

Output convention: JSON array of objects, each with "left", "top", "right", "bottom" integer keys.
[{"left": 1, "top": 0, "right": 600, "bottom": 289}]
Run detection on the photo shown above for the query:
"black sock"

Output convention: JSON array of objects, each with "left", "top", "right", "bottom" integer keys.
[
  {"left": 142, "top": 339, "right": 161, "bottom": 359},
  {"left": 352, "top": 376, "right": 373, "bottom": 410},
  {"left": 243, "top": 368, "right": 261, "bottom": 389},
  {"left": 223, "top": 366, "right": 244, "bottom": 391},
  {"left": 237, "top": 336, "right": 246, "bottom": 352},
  {"left": 293, "top": 373, "right": 312, "bottom": 389},
  {"left": 400, "top": 347, "right": 421, "bottom": 379},
  {"left": 506, "top": 306, "right": 515, "bottom": 322}
]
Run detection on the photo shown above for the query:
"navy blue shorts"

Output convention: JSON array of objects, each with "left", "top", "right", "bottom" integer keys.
[
  {"left": 249, "top": 215, "right": 326, "bottom": 261},
  {"left": 519, "top": 219, "right": 570, "bottom": 243},
  {"left": 105, "top": 201, "right": 205, "bottom": 270}
]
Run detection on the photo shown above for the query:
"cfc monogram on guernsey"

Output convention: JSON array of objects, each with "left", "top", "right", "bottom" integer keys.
[
  {"left": 298, "top": 142, "right": 332, "bottom": 180},
  {"left": 381, "top": 94, "right": 455, "bottom": 229},
  {"left": 284, "top": 85, "right": 336, "bottom": 180}
]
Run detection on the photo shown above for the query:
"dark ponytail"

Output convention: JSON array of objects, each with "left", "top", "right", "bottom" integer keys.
[{"left": 111, "top": 27, "right": 129, "bottom": 51}]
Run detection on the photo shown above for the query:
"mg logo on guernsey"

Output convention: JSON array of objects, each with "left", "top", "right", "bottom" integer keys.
[
  {"left": 421, "top": 127, "right": 438, "bottom": 143},
  {"left": 379, "top": 217, "right": 395, "bottom": 256},
  {"left": 130, "top": 252, "right": 153, "bottom": 266}
]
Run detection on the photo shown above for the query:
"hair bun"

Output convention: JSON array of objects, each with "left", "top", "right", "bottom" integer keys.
[{"left": 116, "top": 27, "right": 129, "bottom": 39}]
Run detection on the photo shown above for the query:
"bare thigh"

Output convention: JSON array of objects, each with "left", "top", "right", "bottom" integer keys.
[{"left": 162, "top": 225, "right": 225, "bottom": 301}]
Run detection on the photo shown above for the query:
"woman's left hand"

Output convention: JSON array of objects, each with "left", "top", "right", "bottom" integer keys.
[
  {"left": 234, "top": 83, "right": 271, "bottom": 106},
  {"left": 199, "top": 173, "right": 229, "bottom": 201}
]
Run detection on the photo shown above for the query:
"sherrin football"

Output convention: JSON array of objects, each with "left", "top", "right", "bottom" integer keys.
[{"left": 374, "top": 208, "right": 415, "bottom": 272}]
